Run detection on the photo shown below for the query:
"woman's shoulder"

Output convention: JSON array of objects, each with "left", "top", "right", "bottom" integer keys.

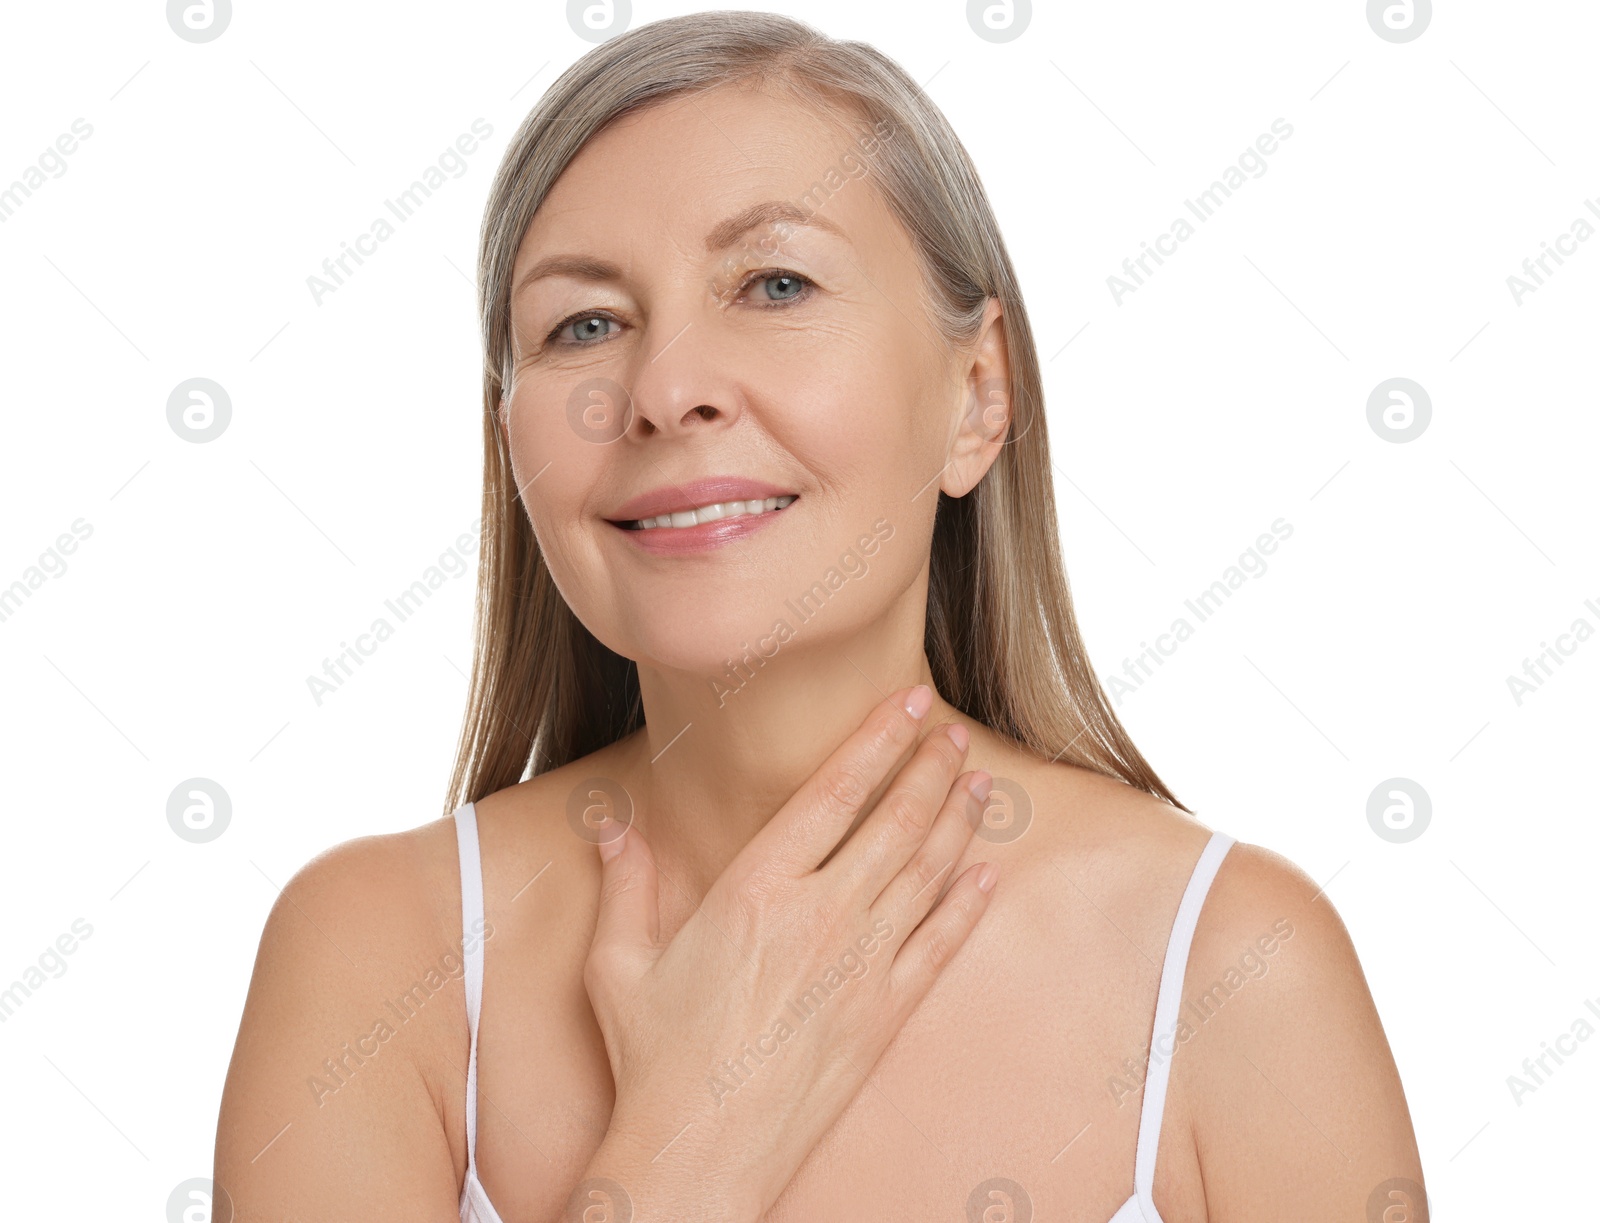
[
  {"left": 271, "top": 743, "right": 635, "bottom": 940},
  {"left": 992, "top": 751, "right": 1331, "bottom": 951},
  {"left": 1010, "top": 757, "right": 1421, "bottom": 1205},
  {"left": 1019, "top": 757, "right": 1365, "bottom": 1028},
  {"left": 236, "top": 809, "right": 482, "bottom": 1028},
  {"left": 216, "top": 814, "right": 480, "bottom": 1208},
  {"left": 1024, "top": 758, "right": 1363, "bottom": 992},
  {"left": 976, "top": 754, "right": 1211, "bottom": 953},
  {"left": 268, "top": 815, "right": 463, "bottom": 918},
  {"left": 980, "top": 751, "right": 1377, "bottom": 1039},
  {"left": 467, "top": 745, "right": 631, "bottom": 906},
  {"left": 245, "top": 812, "right": 475, "bottom": 1007}
]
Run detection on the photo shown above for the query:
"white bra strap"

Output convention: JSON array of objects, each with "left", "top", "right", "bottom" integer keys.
[
  {"left": 1132, "top": 830, "right": 1236, "bottom": 1204},
  {"left": 453, "top": 802, "right": 485, "bottom": 1170}
]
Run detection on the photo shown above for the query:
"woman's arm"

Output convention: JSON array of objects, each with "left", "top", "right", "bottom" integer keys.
[
  {"left": 1183, "top": 844, "right": 1427, "bottom": 1220},
  {"left": 214, "top": 834, "right": 468, "bottom": 1220}
]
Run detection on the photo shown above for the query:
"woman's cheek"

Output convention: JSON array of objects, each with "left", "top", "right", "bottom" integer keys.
[
  {"left": 503, "top": 405, "right": 589, "bottom": 548},
  {"left": 508, "top": 388, "right": 600, "bottom": 486}
]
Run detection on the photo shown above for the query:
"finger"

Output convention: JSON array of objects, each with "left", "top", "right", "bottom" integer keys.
[
  {"left": 588, "top": 816, "right": 661, "bottom": 978},
  {"left": 745, "top": 684, "right": 935, "bottom": 878},
  {"left": 886, "top": 859, "right": 997, "bottom": 997},
  {"left": 819, "top": 720, "right": 971, "bottom": 903},
  {"left": 869, "top": 768, "right": 991, "bottom": 932}
]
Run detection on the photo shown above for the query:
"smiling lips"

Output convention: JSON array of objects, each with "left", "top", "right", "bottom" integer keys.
[
  {"left": 606, "top": 476, "right": 799, "bottom": 553},
  {"left": 624, "top": 495, "right": 797, "bottom": 531}
]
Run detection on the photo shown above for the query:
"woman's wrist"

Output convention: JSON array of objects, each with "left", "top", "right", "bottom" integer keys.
[{"left": 574, "top": 1122, "right": 760, "bottom": 1223}]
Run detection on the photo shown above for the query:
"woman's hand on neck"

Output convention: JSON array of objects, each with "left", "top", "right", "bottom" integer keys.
[{"left": 617, "top": 600, "right": 971, "bottom": 905}]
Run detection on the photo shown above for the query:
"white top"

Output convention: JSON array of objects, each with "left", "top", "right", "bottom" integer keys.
[{"left": 452, "top": 801, "right": 1236, "bottom": 1223}]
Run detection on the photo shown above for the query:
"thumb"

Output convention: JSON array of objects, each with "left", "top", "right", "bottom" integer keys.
[{"left": 591, "top": 815, "right": 660, "bottom": 962}]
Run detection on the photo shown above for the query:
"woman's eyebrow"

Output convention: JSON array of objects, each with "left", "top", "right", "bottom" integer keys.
[
  {"left": 513, "top": 201, "right": 849, "bottom": 300},
  {"left": 703, "top": 200, "right": 848, "bottom": 253},
  {"left": 514, "top": 255, "right": 620, "bottom": 299}
]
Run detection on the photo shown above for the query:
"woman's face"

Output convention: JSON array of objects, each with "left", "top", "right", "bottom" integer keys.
[{"left": 504, "top": 80, "right": 1001, "bottom": 678}]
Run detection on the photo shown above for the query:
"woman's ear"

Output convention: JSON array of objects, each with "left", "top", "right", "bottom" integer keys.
[{"left": 942, "top": 297, "right": 1011, "bottom": 498}]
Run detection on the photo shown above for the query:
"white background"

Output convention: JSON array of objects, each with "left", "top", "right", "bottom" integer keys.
[{"left": 0, "top": 1, "right": 1594, "bottom": 1218}]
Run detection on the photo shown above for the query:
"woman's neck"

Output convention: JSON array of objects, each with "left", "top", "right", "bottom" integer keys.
[{"left": 616, "top": 598, "right": 961, "bottom": 903}]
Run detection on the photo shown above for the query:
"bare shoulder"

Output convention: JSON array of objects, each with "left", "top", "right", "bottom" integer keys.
[
  {"left": 977, "top": 754, "right": 1426, "bottom": 1218},
  {"left": 261, "top": 817, "right": 465, "bottom": 945},
  {"left": 1191, "top": 838, "right": 1346, "bottom": 961},
  {"left": 973, "top": 748, "right": 1220, "bottom": 955},
  {"left": 237, "top": 817, "right": 471, "bottom": 1013},
  {"left": 1170, "top": 839, "right": 1428, "bottom": 1219},
  {"left": 467, "top": 747, "right": 624, "bottom": 925},
  {"left": 215, "top": 816, "right": 474, "bottom": 1220}
]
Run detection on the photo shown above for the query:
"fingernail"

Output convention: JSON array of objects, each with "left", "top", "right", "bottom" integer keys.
[
  {"left": 945, "top": 722, "right": 970, "bottom": 752},
  {"left": 966, "top": 770, "right": 993, "bottom": 801},
  {"left": 976, "top": 862, "right": 998, "bottom": 893},
  {"left": 903, "top": 684, "right": 932, "bottom": 719},
  {"left": 598, "top": 822, "right": 626, "bottom": 861}
]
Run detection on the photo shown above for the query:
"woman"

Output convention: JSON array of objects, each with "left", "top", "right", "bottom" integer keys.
[{"left": 216, "top": 11, "right": 1425, "bottom": 1221}]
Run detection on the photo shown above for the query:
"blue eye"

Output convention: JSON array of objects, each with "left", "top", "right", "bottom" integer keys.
[
  {"left": 544, "top": 269, "right": 814, "bottom": 348},
  {"left": 549, "top": 314, "right": 618, "bottom": 345},
  {"left": 750, "top": 271, "right": 811, "bottom": 302}
]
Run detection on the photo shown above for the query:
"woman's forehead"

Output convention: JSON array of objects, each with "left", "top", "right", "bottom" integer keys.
[{"left": 519, "top": 85, "right": 886, "bottom": 260}]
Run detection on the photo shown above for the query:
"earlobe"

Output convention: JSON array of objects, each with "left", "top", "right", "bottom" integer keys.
[
  {"left": 963, "top": 376, "right": 1011, "bottom": 448},
  {"left": 941, "top": 381, "right": 1010, "bottom": 498}
]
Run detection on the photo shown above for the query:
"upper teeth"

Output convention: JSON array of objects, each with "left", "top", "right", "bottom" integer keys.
[{"left": 633, "top": 495, "right": 796, "bottom": 530}]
